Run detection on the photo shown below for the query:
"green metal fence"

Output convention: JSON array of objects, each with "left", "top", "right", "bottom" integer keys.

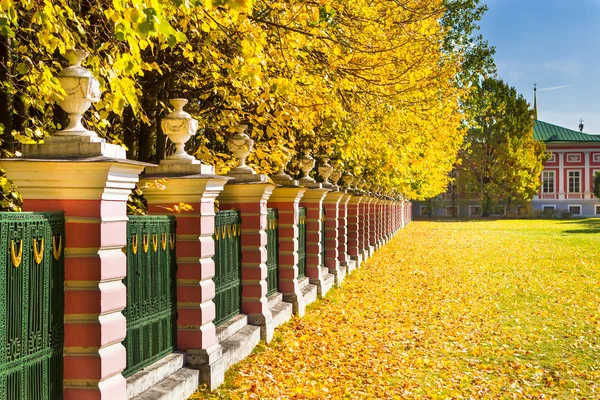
[
  {"left": 214, "top": 210, "right": 242, "bottom": 326},
  {"left": 124, "top": 215, "right": 177, "bottom": 377},
  {"left": 320, "top": 207, "right": 326, "bottom": 267},
  {"left": 297, "top": 207, "right": 307, "bottom": 278},
  {"left": 0, "top": 212, "right": 65, "bottom": 400},
  {"left": 266, "top": 208, "right": 279, "bottom": 297}
]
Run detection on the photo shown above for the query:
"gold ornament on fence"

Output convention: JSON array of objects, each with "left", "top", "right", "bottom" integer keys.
[
  {"left": 152, "top": 234, "right": 158, "bottom": 252},
  {"left": 11, "top": 239, "right": 22, "bottom": 268},
  {"left": 161, "top": 233, "right": 167, "bottom": 250},
  {"left": 131, "top": 235, "right": 138, "bottom": 255},
  {"left": 170, "top": 233, "right": 175, "bottom": 250},
  {"left": 33, "top": 238, "right": 44, "bottom": 264},
  {"left": 222, "top": 226, "right": 226, "bottom": 239},
  {"left": 214, "top": 226, "right": 220, "bottom": 241},
  {"left": 52, "top": 235, "right": 63, "bottom": 260},
  {"left": 232, "top": 224, "right": 237, "bottom": 237},
  {"left": 142, "top": 235, "right": 149, "bottom": 253}
]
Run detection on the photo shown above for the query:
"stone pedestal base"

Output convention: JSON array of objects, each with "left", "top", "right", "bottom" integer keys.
[{"left": 186, "top": 344, "right": 225, "bottom": 391}]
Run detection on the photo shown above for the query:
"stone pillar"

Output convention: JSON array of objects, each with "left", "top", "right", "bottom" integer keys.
[
  {"left": 217, "top": 181, "right": 276, "bottom": 342},
  {"left": 347, "top": 194, "right": 363, "bottom": 266},
  {"left": 267, "top": 186, "right": 307, "bottom": 316},
  {"left": 140, "top": 173, "right": 228, "bottom": 390},
  {"left": 322, "top": 191, "right": 345, "bottom": 285},
  {"left": 299, "top": 188, "right": 332, "bottom": 297},
  {"left": 337, "top": 192, "right": 352, "bottom": 269},
  {"left": 3, "top": 157, "right": 147, "bottom": 400}
]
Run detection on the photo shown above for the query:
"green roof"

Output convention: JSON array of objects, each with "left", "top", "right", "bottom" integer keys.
[{"left": 533, "top": 120, "right": 600, "bottom": 143}]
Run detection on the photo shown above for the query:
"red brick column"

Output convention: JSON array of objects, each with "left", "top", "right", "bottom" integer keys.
[
  {"left": 322, "top": 191, "right": 345, "bottom": 284},
  {"left": 347, "top": 194, "right": 363, "bottom": 265},
  {"left": 267, "top": 186, "right": 307, "bottom": 316},
  {"left": 3, "top": 159, "right": 146, "bottom": 400},
  {"left": 299, "top": 188, "right": 331, "bottom": 297},
  {"left": 140, "top": 175, "right": 228, "bottom": 389},
  {"left": 337, "top": 193, "right": 352, "bottom": 269},
  {"left": 218, "top": 181, "right": 275, "bottom": 342}
]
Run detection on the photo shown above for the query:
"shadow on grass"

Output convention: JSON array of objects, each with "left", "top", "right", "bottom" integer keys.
[{"left": 559, "top": 218, "right": 600, "bottom": 234}]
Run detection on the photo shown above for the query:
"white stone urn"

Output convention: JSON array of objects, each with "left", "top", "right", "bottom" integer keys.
[
  {"left": 299, "top": 149, "right": 316, "bottom": 183},
  {"left": 161, "top": 98, "right": 198, "bottom": 163},
  {"left": 342, "top": 173, "right": 354, "bottom": 189},
  {"left": 227, "top": 124, "right": 255, "bottom": 174},
  {"left": 330, "top": 164, "right": 342, "bottom": 188},
  {"left": 318, "top": 158, "right": 333, "bottom": 186},
  {"left": 55, "top": 49, "right": 102, "bottom": 137}
]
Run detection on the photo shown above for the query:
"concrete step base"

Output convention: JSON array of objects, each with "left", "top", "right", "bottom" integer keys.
[
  {"left": 221, "top": 324, "right": 261, "bottom": 371},
  {"left": 269, "top": 296, "right": 293, "bottom": 330},
  {"left": 126, "top": 352, "right": 186, "bottom": 399},
  {"left": 130, "top": 367, "right": 199, "bottom": 400},
  {"left": 216, "top": 314, "right": 248, "bottom": 343},
  {"left": 300, "top": 282, "right": 318, "bottom": 307}
]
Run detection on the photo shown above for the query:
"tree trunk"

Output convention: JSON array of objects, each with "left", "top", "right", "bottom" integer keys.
[
  {"left": 123, "top": 106, "right": 136, "bottom": 159},
  {"left": 481, "top": 194, "right": 492, "bottom": 217}
]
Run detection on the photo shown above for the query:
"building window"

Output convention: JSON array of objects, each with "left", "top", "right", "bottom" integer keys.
[
  {"left": 445, "top": 206, "right": 457, "bottom": 216},
  {"left": 547, "top": 153, "right": 556, "bottom": 162},
  {"left": 568, "top": 205, "right": 582, "bottom": 215},
  {"left": 542, "top": 171, "right": 555, "bottom": 193},
  {"left": 420, "top": 206, "right": 430, "bottom": 216},
  {"left": 542, "top": 205, "right": 556, "bottom": 213},
  {"left": 469, "top": 205, "right": 481, "bottom": 216},
  {"left": 594, "top": 154, "right": 600, "bottom": 162},
  {"left": 568, "top": 171, "right": 581, "bottom": 193},
  {"left": 567, "top": 154, "right": 581, "bottom": 162},
  {"left": 595, "top": 205, "right": 600, "bottom": 215}
]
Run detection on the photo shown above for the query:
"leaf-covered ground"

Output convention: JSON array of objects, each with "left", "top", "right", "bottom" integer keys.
[{"left": 191, "top": 219, "right": 600, "bottom": 399}]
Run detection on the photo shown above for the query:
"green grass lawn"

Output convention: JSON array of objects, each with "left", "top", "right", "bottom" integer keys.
[{"left": 192, "top": 219, "right": 600, "bottom": 399}]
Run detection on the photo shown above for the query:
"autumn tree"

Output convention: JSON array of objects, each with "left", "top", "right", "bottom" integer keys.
[{"left": 459, "top": 77, "right": 546, "bottom": 216}]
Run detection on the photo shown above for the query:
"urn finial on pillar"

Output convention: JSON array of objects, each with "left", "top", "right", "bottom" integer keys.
[
  {"left": 55, "top": 49, "right": 102, "bottom": 137},
  {"left": 227, "top": 124, "right": 255, "bottom": 177},
  {"left": 318, "top": 158, "right": 333, "bottom": 188},
  {"left": 271, "top": 148, "right": 297, "bottom": 186},
  {"left": 330, "top": 160, "right": 342, "bottom": 190},
  {"left": 161, "top": 98, "right": 199, "bottom": 164},
  {"left": 342, "top": 172, "right": 354, "bottom": 190},
  {"left": 299, "top": 149, "right": 316, "bottom": 184}
]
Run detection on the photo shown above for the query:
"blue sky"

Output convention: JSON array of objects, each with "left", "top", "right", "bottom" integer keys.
[{"left": 478, "top": 0, "right": 600, "bottom": 133}]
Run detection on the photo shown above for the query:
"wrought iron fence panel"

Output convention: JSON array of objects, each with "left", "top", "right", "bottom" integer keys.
[
  {"left": 321, "top": 207, "right": 326, "bottom": 267},
  {"left": 266, "top": 209, "right": 279, "bottom": 297},
  {"left": 297, "top": 207, "right": 307, "bottom": 278},
  {"left": 213, "top": 210, "right": 242, "bottom": 326},
  {"left": 0, "top": 212, "right": 65, "bottom": 400},
  {"left": 124, "top": 215, "right": 177, "bottom": 377}
]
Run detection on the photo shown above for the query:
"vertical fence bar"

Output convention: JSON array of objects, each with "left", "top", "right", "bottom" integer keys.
[
  {"left": 297, "top": 207, "right": 307, "bottom": 278},
  {"left": 213, "top": 210, "right": 242, "bottom": 326},
  {"left": 0, "top": 212, "right": 64, "bottom": 400},
  {"left": 266, "top": 209, "right": 279, "bottom": 297},
  {"left": 123, "top": 215, "right": 177, "bottom": 377}
]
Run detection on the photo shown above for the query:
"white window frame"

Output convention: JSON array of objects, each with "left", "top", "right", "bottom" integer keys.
[
  {"left": 566, "top": 153, "right": 581, "bottom": 163},
  {"left": 542, "top": 171, "right": 555, "bottom": 194},
  {"left": 542, "top": 205, "right": 556, "bottom": 212},
  {"left": 595, "top": 205, "right": 600, "bottom": 215},
  {"left": 420, "top": 206, "right": 430, "bottom": 216},
  {"left": 547, "top": 153, "right": 556, "bottom": 163},
  {"left": 469, "top": 205, "right": 481, "bottom": 216},
  {"left": 594, "top": 154, "right": 600, "bottom": 162},
  {"left": 568, "top": 170, "right": 581, "bottom": 193},
  {"left": 568, "top": 204, "right": 582, "bottom": 216}
]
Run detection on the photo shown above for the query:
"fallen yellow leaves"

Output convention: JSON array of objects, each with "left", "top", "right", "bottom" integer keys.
[{"left": 191, "top": 219, "right": 600, "bottom": 399}]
